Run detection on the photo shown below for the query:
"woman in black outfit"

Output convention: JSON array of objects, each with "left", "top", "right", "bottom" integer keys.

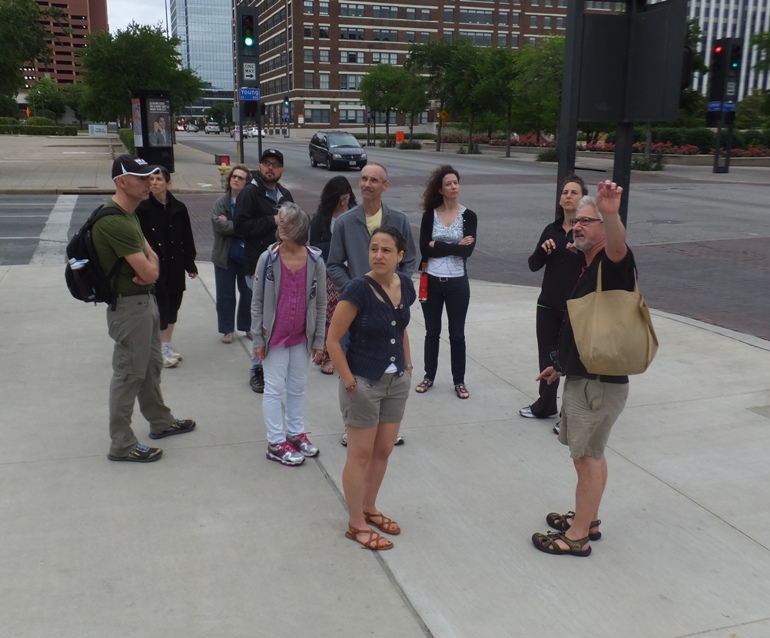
[
  {"left": 414, "top": 165, "right": 477, "bottom": 400},
  {"left": 309, "top": 176, "right": 357, "bottom": 375},
  {"left": 520, "top": 174, "right": 587, "bottom": 427},
  {"left": 136, "top": 166, "right": 198, "bottom": 368}
]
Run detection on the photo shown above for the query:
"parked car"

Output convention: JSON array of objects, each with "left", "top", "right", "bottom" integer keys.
[
  {"left": 309, "top": 131, "right": 367, "bottom": 170},
  {"left": 246, "top": 127, "right": 267, "bottom": 138},
  {"left": 204, "top": 123, "right": 221, "bottom": 134},
  {"left": 185, "top": 124, "right": 199, "bottom": 132}
]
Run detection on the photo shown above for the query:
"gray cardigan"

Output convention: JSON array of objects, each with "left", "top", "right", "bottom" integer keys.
[
  {"left": 210, "top": 193, "right": 236, "bottom": 270},
  {"left": 251, "top": 242, "right": 327, "bottom": 356},
  {"left": 326, "top": 201, "right": 416, "bottom": 292}
]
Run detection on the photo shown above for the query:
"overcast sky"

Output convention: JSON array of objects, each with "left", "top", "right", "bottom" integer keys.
[{"left": 107, "top": 0, "right": 169, "bottom": 34}]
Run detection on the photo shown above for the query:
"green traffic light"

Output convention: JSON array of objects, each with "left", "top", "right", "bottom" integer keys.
[{"left": 244, "top": 36, "right": 253, "bottom": 46}]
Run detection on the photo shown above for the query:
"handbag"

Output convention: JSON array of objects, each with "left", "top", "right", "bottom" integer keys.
[{"left": 566, "top": 261, "right": 658, "bottom": 376}]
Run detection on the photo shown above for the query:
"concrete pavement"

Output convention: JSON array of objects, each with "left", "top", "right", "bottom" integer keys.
[
  {"left": 2, "top": 132, "right": 770, "bottom": 637},
  {"left": 2, "top": 260, "right": 770, "bottom": 637}
]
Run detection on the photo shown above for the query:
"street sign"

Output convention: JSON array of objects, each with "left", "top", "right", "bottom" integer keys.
[
  {"left": 707, "top": 101, "right": 722, "bottom": 112},
  {"left": 239, "top": 87, "right": 260, "bottom": 101},
  {"left": 298, "top": 115, "right": 304, "bottom": 124},
  {"left": 439, "top": 109, "right": 448, "bottom": 120},
  {"left": 726, "top": 81, "right": 736, "bottom": 98},
  {"left": 243, "top": 63, "right": 256, "bottom": 82},
  {"left": 723, "top": 102, "right": 736, "bottom": 112}
]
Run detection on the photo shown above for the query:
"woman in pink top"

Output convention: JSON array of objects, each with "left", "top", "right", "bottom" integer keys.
[{"left": 251, "top": 203, "right": 328, "bottom": 466}]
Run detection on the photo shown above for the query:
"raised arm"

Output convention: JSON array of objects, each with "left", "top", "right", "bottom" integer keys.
[{"left": 595, "top": 180, "right": 627, "bottom": 263}]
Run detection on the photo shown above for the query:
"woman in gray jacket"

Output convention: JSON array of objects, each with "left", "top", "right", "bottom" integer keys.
[
  {"left": 211, "top": 164, "right": 252, "bottom": 344},
  {"left": 252, "top": 203, "right": 327, "bottom": 467}
]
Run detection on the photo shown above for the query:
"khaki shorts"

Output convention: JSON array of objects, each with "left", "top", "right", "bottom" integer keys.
[
  {"left": 558, "top": 376, "right": 629, "bottom": 459},
  {"left": 339, "top": 372, "right": 411, "bottom": 427}
]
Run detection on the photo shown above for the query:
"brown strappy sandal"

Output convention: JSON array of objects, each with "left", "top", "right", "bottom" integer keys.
[
  {"left": 415, "top": 378, "right": 433, "bottom": 393},
  {"left": 345, "top": 526, "right": 393, "bottom": 550},
  {"left": 364, "top": 511, "right": 401, "bottom": 535},
  {"left": 531, "top": 530, "right": 591, "bottom": 557},
  {"left": 546, "top": 511, "right": 602, "bottom": 540}
]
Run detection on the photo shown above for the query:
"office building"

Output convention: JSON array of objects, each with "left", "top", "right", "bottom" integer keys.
[{"left": 23, "top": 0, "right": 108, "bottom": 88}]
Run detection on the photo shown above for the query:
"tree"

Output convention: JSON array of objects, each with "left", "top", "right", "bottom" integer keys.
[
  {"left": 61, "top": 82, "right": 89, "bottom": 128},
  {"left": 0, "top": 93, "right": 19, "bottom": 117},
  {"left": 358, "top": 64, "right": 404, "bottom": 145},
  {"left": 207, "top": 101, "right": 233, "bottom": 125},
  {"left": 27, "top": 77, "right": 66, "bottom": 122},
  {"left": 0, "top": 0, "right": 67, "bottom": 96},
  {"left": 397, "top": 71, "right": 428, "bottom": 141},
  {"left": 406, "top": 39, "right": 459, "bottom": 151},
  {"left": 511, "top": 37, "right": 565, "bottom": 142},
  {"left": 78, "top": 22, "right": 204, "bottom": 123},
  {"left": 735, "top": 90, "right": 770, "bottom": 130},
  {"left": 475, "top": 46, "right": 518, "bottom": 156},
  {"left": 443, "top": 39, "right": 486, "bottom": 151}
]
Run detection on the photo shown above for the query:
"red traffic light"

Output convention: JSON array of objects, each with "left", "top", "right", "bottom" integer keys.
[{"left": 714, "top": 46, "right": 723, "bottom": 54}]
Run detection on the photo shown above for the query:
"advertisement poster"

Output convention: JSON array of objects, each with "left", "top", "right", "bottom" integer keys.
[
  {"left": 146, "top": 97, "right": 171, "bottom": 147},
  {"left": 131, "top": 98, "right": 143, "bottom": 148}
]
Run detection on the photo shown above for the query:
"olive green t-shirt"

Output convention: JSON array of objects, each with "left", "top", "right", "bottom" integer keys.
[{"left": 91, "top": 201, "right": 153, "bottom": 295}]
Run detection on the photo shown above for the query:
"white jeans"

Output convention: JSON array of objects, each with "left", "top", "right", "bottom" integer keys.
[{"left": 262, "top": 343, "right": 310, "bottom": 444}]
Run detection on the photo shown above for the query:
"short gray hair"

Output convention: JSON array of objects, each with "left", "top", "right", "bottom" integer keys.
[
  {"left": 277, "top": 202, "right": 311, "bottom": 245},
  {"left": 576, "top": 195, "right": 603, "bottom": 221},
  {"left": 366, "top": 162, "right": 388, "bottom": 182}
]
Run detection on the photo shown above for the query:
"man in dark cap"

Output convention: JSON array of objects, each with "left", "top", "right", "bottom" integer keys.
[
  {"left": 234, "top": 148, "right": 294, "bottom": 393},
  {"left": 92, "top": 155, "right": 196, "bottom": 463}
]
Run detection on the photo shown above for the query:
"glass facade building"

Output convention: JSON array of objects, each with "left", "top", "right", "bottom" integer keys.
[{"left": 170, "top": 0, "right": 234, "bottom": 91}]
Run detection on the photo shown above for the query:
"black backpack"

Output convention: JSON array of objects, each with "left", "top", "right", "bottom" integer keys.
[{"left": 65, "top": 204, "right": 125, "bottom": 308}]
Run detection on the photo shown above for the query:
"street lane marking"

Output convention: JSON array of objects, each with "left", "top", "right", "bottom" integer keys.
[{"left": 30, "top": 194, "right": 78, "bottom": 265}]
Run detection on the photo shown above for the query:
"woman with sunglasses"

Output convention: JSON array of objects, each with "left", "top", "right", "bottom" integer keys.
[{"left": 520, "top": 174, "right": 587, "bottom": 431}]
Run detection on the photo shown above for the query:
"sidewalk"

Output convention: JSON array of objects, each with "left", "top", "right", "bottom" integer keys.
[{"left": 2, "top": 261, "right": 770, "bottom": 637}]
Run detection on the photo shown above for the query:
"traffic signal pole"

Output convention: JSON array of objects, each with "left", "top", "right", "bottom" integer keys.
[
  {"left": 708, "top": 38, "right": 741, "bottom": 174},
  {"left": 235, "top": 5, "right": 260, "bottom": 166}
]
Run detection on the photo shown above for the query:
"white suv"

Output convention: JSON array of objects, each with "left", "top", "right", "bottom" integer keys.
[{"left": 204, "top": 123, "right": 221, "bottom": 134}]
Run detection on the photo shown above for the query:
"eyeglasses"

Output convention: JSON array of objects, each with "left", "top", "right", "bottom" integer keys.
[
  {"left": 260, "top": 161, "right": 283, "bottom": 169},
  {"left": 569, "top": 217, "right": 602, "bottom": 227},
  {"left": 230, "top": 175, "right": 247, "bottom": 181}
]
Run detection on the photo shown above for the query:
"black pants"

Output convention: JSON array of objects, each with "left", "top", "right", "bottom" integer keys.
[
  {"left": 530, "top": 305, "right": 564, "bottom": 417},
  {"left": 421, "top": 274, "right": 470, "bottom": 385}
]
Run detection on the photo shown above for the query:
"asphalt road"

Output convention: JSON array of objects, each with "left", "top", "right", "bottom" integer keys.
[{"left": 3, "top": 134, "right": 768, "bottom": 339}]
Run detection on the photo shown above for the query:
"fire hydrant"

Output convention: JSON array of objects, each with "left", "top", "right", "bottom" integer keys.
[{"left": 218, "top": 162, "right": 229, "bottom": 189}]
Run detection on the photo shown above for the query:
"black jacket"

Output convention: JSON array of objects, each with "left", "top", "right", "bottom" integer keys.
[
  {"left": 233, "top": 176, "right": 293, "bottom": 275},
  {"left": 527, "top": 216, "right": 584, "bottom": 310},
  {"left": 135, "top": 192, "right": 197, "bottom": 293}
]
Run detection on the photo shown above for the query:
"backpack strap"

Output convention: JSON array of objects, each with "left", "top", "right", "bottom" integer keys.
[{"left": 92, "top": 204, "right": 128, "bottom": 311}]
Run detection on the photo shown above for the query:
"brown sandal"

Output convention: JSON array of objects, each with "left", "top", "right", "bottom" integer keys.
[
  {"left": 320, "top": 359, "right": 334, "bottom": 375},
  {"left": 415, "top": 378, "right": 433, "bottom": 393},
  {"left": 532, "top": 530, "right": 591, "bottom": 556},
  {"left": 546, "top": 511, "right": 602, "bottom": 540},
  {"left": 345, "top": 526, "right": 393, "bottom": 550},
  {"left": 364, "top": 511, "right": 401, "bottom": 535},
  {"left": 454, "top": 383, "right": 469, "bottom": 399}
]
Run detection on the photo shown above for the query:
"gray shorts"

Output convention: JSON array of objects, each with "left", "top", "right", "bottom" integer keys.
[
  {"left": 558, "top": 376, "right": 629, "bottom": 459},
  {"left": 339, "top": 372, "right": 411, "bottom": 427}
]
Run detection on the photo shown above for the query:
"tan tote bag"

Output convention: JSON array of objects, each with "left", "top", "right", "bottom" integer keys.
[{"left": 566, "top": 261, "right": 658, "bottom": 376}]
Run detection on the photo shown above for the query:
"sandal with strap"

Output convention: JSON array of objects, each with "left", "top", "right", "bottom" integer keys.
[
  {"left": 320, "top": 359, "right": 335, "bottom": 375},
  {"left": 364, "top": 511, "right": 401, "bottom": 535},
  {"left": 454, "top": 383, "right": 469, "bottom": 399},
  {"left": 415, "top": 378, "right": 433, "bottom": 394},
  {"left": 532, "top": 530, "right": 591, "bottom": 557},
  {"left": 546, "top": 511, "right": 602, "bottom": 540},
  {"left": 345, "top": 526, "right": 393, "bottom": 551}
]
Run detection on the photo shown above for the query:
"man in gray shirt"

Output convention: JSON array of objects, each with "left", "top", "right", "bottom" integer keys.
[{"left": 327, "top": 162, "right": 416, "bottom": 292}]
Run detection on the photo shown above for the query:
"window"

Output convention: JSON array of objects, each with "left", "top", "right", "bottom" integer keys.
[
  {"left": 406, "top": 31, "right": 415, "bottom": 43},
  {"left": 499, "top": 11, "right": 508, "bottom": 26},
  {"left": 530, "top": 15, "right": 538, "bottom": 28},
  {"left": 319, "top": 1, "right": 328, "bottom": 15},
  {"left": 342, "top": 50, "right": 364, "bottom": 64},
  {"left": 497, "top": 33, "right": 507, "bottom": 47},
  {"left": 373, "top": 29, "right": 398, "bottom": 42},
  {"left": 557, "top": 17, "right": 565, "bottom": 29},
  {"left": 319, "top": 49, "right": 330, "bottom": 63},
  {"left": 459, "top": 9, "right": 493, "bottom": 24},
  {"left": 421, "top": 9, "right": 430, "bottom": 20},
  {"left": 374, "top": 112, "right": 396, "bottom": 124},
  {"left": 304, "top": 73, "right": 314, "bottom": 89},
  {"left": 305, "top": 109, "right": 330, "bottom": 123},
  {"left": 544, "top": 16, "right": 552, "bottom": 29},
  {"left": 528, "top": 37, "right": 537, "bottom": 46},
  {"left": 512, "top": 13, "right": 519, "bottom": 27},
  {"left": 421, "top": 32, "right": 431, "bottom": 43},
  {"left": 304, "top": 25, "right": 313, "bottom": 38},
  {"left": 372, "top": 52, "right": 398, "bottom": 64},
  {"left": 340, "top": 74, "right": 364, "bottom": 90},
  {"left": 303, "top": 0, "right": 313, "bottom": 13},
  {"left": 373, "top": 5, "right": 398, "bottom": 19},
  {"left": 340, "top": 27, "right": 365, "bottom": 40},
  {"left": 444, "top": 8, "right": 453, "bottom": 21},
  {"left": 340, "top": 109, "right": 364, "bottom": 124},
  {"left": 511, "top": 34, "right": 519, "bottom": 47},
  {"left": 443, "top": 31, "right": 453, "bottom": 42},
  {"left": 304, "top": 48, "right": 314, "bottom": 62},
  {"left": 460, "top": 31, "right": 492, "bottom": 46},
  {"left": 319, "top": 25, "right": 329, "bottom": 39},
  {"left": 340, "top": 3, "right": 364, "bottom": 17},
  {"left": 320, "top": 74, "right": 330, "bottom": 90},
  {"left": 406, "top": 8, "right": 415, "bottom": 20}
]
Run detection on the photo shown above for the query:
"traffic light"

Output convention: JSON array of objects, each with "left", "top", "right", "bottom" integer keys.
[
  {"left": 236, "top": 6, "right": 258, "bottom": 58},
  {"left": 707, "top": 39, "right": 729, "bottom": 103},
  {"left": 283, "top": 95, "right": 290, "bottom": 108},
  {"left": 729, "top": 42, "right": 742, "bottom": 71},
  {"left": 242, "top": 14, "right": 254, "bottom": 50}
]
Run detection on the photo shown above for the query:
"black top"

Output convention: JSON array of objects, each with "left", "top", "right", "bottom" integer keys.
[
  {"left": 135, "top": 192, "right": 197, "bottom": 293},
  {"left": 309, "top": 212, "right": 332, "bottom": 262},
  {"left": 342, "top": 272, "right": 417, "bottom": 381},
  {"left": 527, "top": 218, "right": 585, "bottom": 311},
  {"left": 419, "top": 208, "right": 478, "bottom": 267},
  {"left": 559, "top": 248, "right": 637, "bottom": 383},
  {"left": 233, "top": 176, "right": 293, "bottom": 274}
]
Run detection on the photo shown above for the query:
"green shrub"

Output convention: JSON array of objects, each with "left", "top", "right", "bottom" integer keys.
[
  {"left": 27, "top": 116, "right": 54, "bottom": 126},
  {"left": 398, "top": 140, "right": 422, "bottom": 150},
  {"left": 0, "top": 116, "right": 18, "bottom": 125},
  {"left": 0, "top": 125, "right": 76, "bottom": 135},
  {"left": 653, "top": 127, "right": 686, "bottom": 146},
  {"left": 378, "top": 138, "right": 396, "bottom": 148},
  {"left": 536, "top": 148, "right": 559, "bottom": 162},
  {"left": 118, "top": 128, "right": 135, "bottom": 153},
  {"left": 684, "top": 128, "right": 716, "bottom": 154},
  {"left": 744, "top": 129, "right": 765, "bottom": 148},
  {"left": 631, "top": 153, "right": 666, "bottom": 171},
  {"left": 730, "top": 129, "right": 746, "bottom": 150}
]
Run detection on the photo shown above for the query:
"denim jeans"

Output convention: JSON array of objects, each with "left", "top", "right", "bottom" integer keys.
[
  {"left": 214, "top": 259, "right": 252, "bottom": 334},
  {"left": 420, "top": 274, "right": 470, "bottom": 385},
  {"left": 262, "top": 343, "right": 310, "bottom": 444}
]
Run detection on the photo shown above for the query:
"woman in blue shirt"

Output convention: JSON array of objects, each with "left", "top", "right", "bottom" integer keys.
[{"left": 327, "top": 226, "right": 416, "bottom": 551}]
